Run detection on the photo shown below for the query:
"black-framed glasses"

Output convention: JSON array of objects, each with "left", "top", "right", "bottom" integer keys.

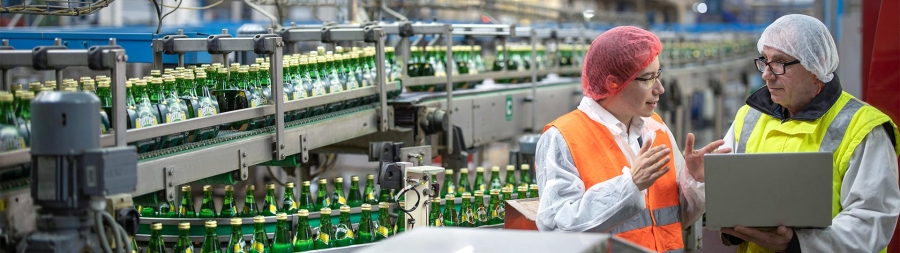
[
  {"left": 755, "top": 57, "right": 801, "bottom": 75},
  {"left": 634, "top": 68, "right": 663, "bottom": 84}
]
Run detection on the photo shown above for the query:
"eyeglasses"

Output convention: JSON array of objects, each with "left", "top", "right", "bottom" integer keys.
[
  {"left": 754, "top": 57, "right": 801, "bottom": 75},
  {"left": 634, "top": 68, "right": 663, "bottom": 84}
]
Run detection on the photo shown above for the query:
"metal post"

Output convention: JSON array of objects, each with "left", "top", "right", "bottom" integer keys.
[
  {"left": 374, "top": 29, "right": 389, "bottom": 132},
  {"left": 271, "top": 37, "right": 286, "bottom": 160},
  {"left": 177, "top": 29, "right": 185, "bottom": 67},
  {"left": 530, "top": 29, "right": 538, "bottom": 132},
  {"left": 1, "top": 39, "right": 8, "bottom": 91},
  {"left": 399, "top": 35, "right": 410, "bottom": 82},
  {"left": 444, "top": 26, "right": 454, "bottom": 154},
  {"left": 54, "top": 38, "right": 63, "bottom": 89},
  {"left": 501, "top": 37, "right": 508, "bottom": 71},
  {"left": 221, "top": 29, "right": 230, "bottom": 67},
  {"left": 111, "top": 48, "right": 127, "bottom": 147}
]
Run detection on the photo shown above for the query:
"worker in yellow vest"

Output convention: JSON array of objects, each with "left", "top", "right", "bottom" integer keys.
[
  {"left": 535, "top": 26, "right": 730, "bottom": 253},
  {"left": 718, "top": 14, "right": 900, "bottom": 253}
]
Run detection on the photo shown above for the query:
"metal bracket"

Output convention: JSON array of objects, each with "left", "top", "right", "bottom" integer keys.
[
  {"left": 321, "top": 27, "right": 336, "bottom": 43},
  {"left": 161, "top": 35, "right": 188, "bottom": 54},
  {"left": 238, "top": 149, "right": 249, "bottom": 181},
  {"left": 86, "top": 45, "right": 122, "bottom": 70},
  {"left": 398, "top": 22, "right": 414, "bottom": 37},
  {"left": 363, "top": 26, "right": 383, "bottom": 43},
  {"left": 31, "top": 46, "right": 68, "bottom": 70},
  {"left": 400, "top": 146, "right": 432, "bottom": 166},
  {"left": 206, "top": 34, "right": 234, "bottom": 54},
  {"left": 299, "top": 135, "right": 309, "bottom": 163},
  {"left": 164, "top": 166, "right": 177, "bottom": 201},
  {"left": 253, "top": 34, "right": 278, "bottom": 55}
]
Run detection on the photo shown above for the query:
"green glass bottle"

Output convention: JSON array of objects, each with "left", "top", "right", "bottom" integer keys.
[
  {"left": 248, "top": 216, "right": 269, "bottom": 253},
  {"left": 139, "top": 204, "right": 156, "bottom": 218},
  {"left": 129, "top": 234, "right": 139, "bottom": 253},
  {"left": 159, "top": 75, "right": 191, "bottom": 149},
  {"left": 356, "top": 204, "right": 376, "bottom": 244},
  {"left": 258, "top": 64, "right": 273, "bottom": 103},
  {"left": 488, "top": 189, "right": 504, "bottom": 225},
  {"left": 293, "top": 209, "right": 315, "bottom": 252},
  {"left": 262, "top": 183, "right": 278, "bottom": 216},
  {"left": 442, "top": 194, "right": 458, "bottom": 227},
  {"left": 13, "top": 91, "right": 31, "bottom": 123},
  {"left": 310, "top": 56, "right": 328, "bottom": 97},
  {"left": 281, "top": 182, "right": 298, "bottom": 214},
  {"left": 299, "top": 181, "right": 316, "bottom": 213},
  {"left": 146, "top": 223, "right": 166, "bottom": 253},
  {"left": 248, "top": 65, "right": 268, "bottom": 106},
  {"left": 189, "top": 72, "right": 221, "bottom": 143},
  {"left": 347, "top": 176, "right": 363, "bottom": 207},
  {"left": 517, "top": 185, "right": 528, "bottom": 199},
  {"left": 335, "top": 205, "right": 355, "bottom": 247},
  {"left": 353, "top": 52, "right": 371, "bottom": 88},
  {"left": 363, "top": 174, "right": 378, "bottom": 205},
  {"left": 429, "top": 196, "right": 443, "bottom": 227},
  {"left": 323, "top": 55, "right": 342, "bottom": 94},
  {"left": 343, "top": 54, "right": 360, "bottom": 90},
  {"left": 178, "top": 185, "right": 196, "bottom": 218},
  {"left": 441, "top": 169, "right": 456, "bottom": 198},
  {"left": 272, "top": 213, "right": 292, "bottom": 253},
  {"left": 377, "top": 186, "right": 392, "bottom": 204},
  {"left": 201, "top": 220, "right": 222, "bottom": 253},
  {"left": 130, "top": 80, "right": 161, "bottom": 153},
  {"left": 149, "top": 76, "right": 165, "bottom": 104},
  {"left": 501, "top": 187, "right": 513, "bottom": 203},
  {"left": 173, "top": 222, "right": 195, "bottom": 253},
  {"left": 0, "top": 93, "right": 16, "bottom": 126},
  {"left": 457, "top": 192, "right": 475, "bottom": 227},
  {"left": 520, "top": 164, "right": 533, "bottom": 187},
  {"left": 242, "top": 184, "right": 258, "bottom": 217},
  {"left": 488, "top": 166, "right": 502, "bottom": 190},
  {"left": 314, "top": 208, "right": 334, "bottom": 249},
  {"left": 457, "top": 168, "right": 471, "bottom": 197},
  {"left": 473, "top": 167, "right": 486, "bottom": 193},
  {"left": 375, "top": 202, "right": 393, "bottom": 241},
  {"left": 394, "top": 202, "right": 408, "bottom": 234},
  {"left": 331, "top": 177, "right": 347, "bottom": 209},
  {"left": 473, "top": 190, "right": 489, "bottom": 227},
  {"left": 529, "top": 184, "right": 539, "bottom": 198},
  {"left": 503, "top": 165, "right": 517, "bottom": 190},
  {"left": 220, "top": 185, "right": 237, "bottom": 218},
  {"left": 293, "top": 58, "right": 310, "bottom": 100},
  {"left": 226, "top": 218, "right": 246, "bottom": 253},
  {"left": 315, "top": 179, "right": 331, "bottom": 210},
  {"left": 199, "top": 185, "right": 218, "bottom": 218},
  {"left": 158, "top": 200, "right": 176, "bottom": 218}
]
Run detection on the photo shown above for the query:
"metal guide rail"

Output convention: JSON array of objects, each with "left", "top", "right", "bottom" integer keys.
[{"left": 0, "top": 38, "right": 129, "bottom": 147}]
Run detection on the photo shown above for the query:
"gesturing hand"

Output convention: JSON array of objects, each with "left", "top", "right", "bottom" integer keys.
[
  {"left": 683, "top": 133, "right": 732, "bottom": 182},
  {"left": 632, "top": 140, "right": 671, "bottom": 191}
]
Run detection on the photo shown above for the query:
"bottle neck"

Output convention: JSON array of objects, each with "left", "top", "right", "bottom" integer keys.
[
  {"left": 302, "top": 185, "right": 311, "bottom": 194},
  {"left": 350, "top": 181, "right": 359, "bottom": 189},
  {"left": 178, "top": 229, "right": 190, "bottom": 238},
  {"left": 317, "top": 184, "right": 327, "bottom": 193},
  {"left": 205, "top": 227, "right": 217, "bottom": 237},
  {"left": 224, "top": 190, "right": 234, "bottom": 201},
  {"left": 246, "top": 190, "right": 255, "bottom": 201},
  {"left": 231, "top": 224, "right": 242, "bottom": 236},
  {"left": 254, "top": 222, "right": 266, "bottom": 234},
  {"left": 320, "top": 214, "right": 332, "bottom": 226},
  {"left": 284, "top": 187, "right": 294, "bottom": 197}
]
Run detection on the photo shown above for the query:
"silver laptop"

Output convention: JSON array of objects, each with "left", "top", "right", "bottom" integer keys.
[{"left": 705, "top": 152, "right": 833, "bottom": 229}]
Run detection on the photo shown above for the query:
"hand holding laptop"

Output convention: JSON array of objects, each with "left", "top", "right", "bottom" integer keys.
[{"left": 722, "top": 226, "right": 794, "bottom": 252}]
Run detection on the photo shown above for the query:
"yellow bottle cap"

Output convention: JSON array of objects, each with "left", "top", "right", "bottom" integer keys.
[
  {"left": 254, "top": 216, "right": 265, "bottom": 223},
  {"left": 378, "top": 202, "right": 390, "bottom": 209},
  {"left": 267, "top": 183, "right": 275, "bottom": 190},
  {"left": 351, "top": 176, "right": 359, "bottom": 181},
  {"left": 203, "top": 185, "right": 212, "bottom": 191},
  {"left": 224, "top": 185, "right": 234, "bottom": 191},
  {"left": 530, "top": 184, "right": 538, "bottom": 190},
  {"left": 298, "top": 209, "right": 309, "bottom": 216},
  {"left": 445, "top": 194, "right": 455, "bottom": 200},
  {"left": 517, "top": 185, "right": 527, "bottom": 191},
  {"left": 474, "top": 190, "right": 484, "bottom": 197},
  {"left": 491, "top": 166, "right": 500, "bottom": 172},
  {"left": 247, "top": 184, "right": 256, "bottom": 190},
  {"left": 521, "top": 164, "right": 531, "bottom": 170},
  {"left": 476, "top": 167, "right": 485, "bottom": 172},
  {"left": 151, "top": 222, "right": 163, "bottom": 230},
  {"left": 462, "top": 192, "right": 472, "bottom": 197},
  {"left": 460, "top": 168, "right": 469, "bottom": 174},
  {"left": 339, "top": 205, "right": 351, "bottom": 212},
  {"left": 276, "top": 213, "right": 287, "bottom": 220},
  {"left": 286, "top": 182, "right": 294, "bottom": 188},
  {"left": 320, "top": 207, "right": 332, "bottom": 214},
  {"left": 230, "top": 217, "right": 242, "bottom": 225},
  {"left": 335, "top": 177, "right": 343, "bottom": 183},
  {"left": 506, "top": 165, "right": 515, "bottom": 171},
  {"left": 444, "top": 169, "right": 454, "bottom": 175},
  {"left": 361, "top": 204, "right": 372, "bottom": 211},
  {"left": 181, "top": 185, "right": 191, "bottom": 191},
  {"left": 490, "top": 189, "right": 500, "bottom": 195},
  {"left": 178, "top": 222, "right": 190, "bottom": 230},
  {"left": 502, "top": 187, "right": 513, "bottom": 193},
  {"left": 318, "top": 179, "right": 327, "bottom": 184},
  {"left": 205, "top": 220, "right": 217, "bottom": 228},
  {"left": 366, "top": 174, "right": 375, "bottom": 179},
  {"left": 303, "top": 181, "right": 311, "bottom": 186}
]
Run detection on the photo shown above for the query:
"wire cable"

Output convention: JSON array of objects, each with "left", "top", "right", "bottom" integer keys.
[
  {"left": 148, "top": 0, "right": 224, "bottom": 10},
  {"left": 96, "top": 212, "right": 113, "bottom": 253},
  {"left": 158, "top": 0, "right": 183, "bottom": 34},
  {"left": 150, "top": 0, "right": 162, "bottom": 34}
]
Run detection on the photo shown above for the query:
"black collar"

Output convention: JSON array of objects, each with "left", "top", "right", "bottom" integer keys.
[{"left": 745, "top": 74, "right": 843, "bottom": 122}]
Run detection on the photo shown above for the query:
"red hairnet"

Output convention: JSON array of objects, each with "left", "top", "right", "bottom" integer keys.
[{"left": 582, "top": 26, "right": 662, "bottom": 100}]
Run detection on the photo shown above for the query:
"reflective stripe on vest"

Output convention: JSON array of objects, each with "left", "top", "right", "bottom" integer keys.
[
  {"left": 545, "top": 110, "right": 684, "bottom": 253},
  {"left": 732, "top": 92, "right": 900, "bottom": 253}
]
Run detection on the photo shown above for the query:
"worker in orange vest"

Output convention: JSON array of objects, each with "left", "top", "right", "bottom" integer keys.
[{"left": 536, "top": 26, "right": 730, "bottom": 253}]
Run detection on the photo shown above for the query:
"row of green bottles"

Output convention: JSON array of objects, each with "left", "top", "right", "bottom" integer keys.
[
  {"left": 0, "top": 91, "right": 28, "bottom": 152},
  {"left": 444, "top": 165, "right": 535, "bottom": 198},
  {"left": 428, "top": 188, "right": 513, "bottom": 228},
  {"left": 140, "top": 174, "right": 392, "bottom": 218}
]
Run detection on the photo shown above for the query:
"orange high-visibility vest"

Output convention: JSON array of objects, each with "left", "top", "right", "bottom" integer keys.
[{"left": 545, "top": 110, "right": 684, "bottom": 253}]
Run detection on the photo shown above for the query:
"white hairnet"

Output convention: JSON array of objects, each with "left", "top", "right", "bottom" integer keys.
[{"left": 757, "top": 14, "right": 839, "bottom": 83}]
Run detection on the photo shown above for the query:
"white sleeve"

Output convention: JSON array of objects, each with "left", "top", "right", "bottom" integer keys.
[
  {"left": 796, "top": 128, "right": 900, "bottom": 252},
  {"left": 722, "top": 122, "right": 736, "bottom": 152},
  {"left": 669, "top": 130, "right": 706, "bottom": 226},
  {"left": 535, "top": 127, "right": 647, "bottom": 232}
]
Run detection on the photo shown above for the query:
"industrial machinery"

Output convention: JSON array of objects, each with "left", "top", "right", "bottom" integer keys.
[{"left": 19, "top": 91, "right": 137, "bottom": 252}]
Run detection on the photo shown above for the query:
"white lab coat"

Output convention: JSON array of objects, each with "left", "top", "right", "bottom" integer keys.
[
  {"left": 535, "top": 96, "right": 706, "bottom": 232},
  {"left": 722, "top": 122, "right": 900, "bottom": 252}
]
